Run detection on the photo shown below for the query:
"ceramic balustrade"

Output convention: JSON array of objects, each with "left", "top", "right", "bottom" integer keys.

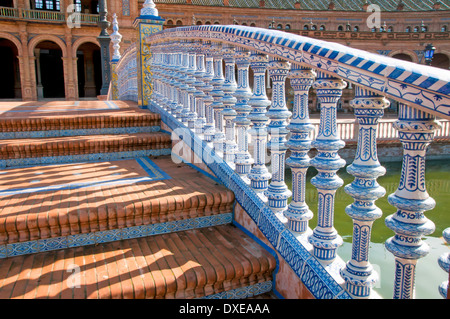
[{"left": 124, "top": 22, "right": 450, "bottom": 299}]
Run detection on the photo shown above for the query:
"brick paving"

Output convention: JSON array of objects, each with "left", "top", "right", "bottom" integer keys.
[
  {"left": 0, "top": 100, "right": 277, "bottom": 299},
  {"left": 0, "top": 156, "right": 235, "bottom": 245},
  {"left": 0, "top": 225, "right": 276, "bottom": 299}
]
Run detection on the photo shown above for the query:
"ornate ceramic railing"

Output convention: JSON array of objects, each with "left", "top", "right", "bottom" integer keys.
[
  {"left": 110, "top": 16, "right": 450, "bottom": 299},
  {"left": 112, "top": 43, "right": 138, "bottom": 101},
  {"left": 0, "top": 6, "right": 99, "bottom": 24}
]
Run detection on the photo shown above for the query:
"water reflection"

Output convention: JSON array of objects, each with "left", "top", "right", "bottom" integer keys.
[{"left": 285, "top": 159, "right": 450, "bottom": 299}]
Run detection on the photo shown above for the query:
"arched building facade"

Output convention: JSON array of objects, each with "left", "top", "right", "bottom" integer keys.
[{"left": 0, "top": 0, "right": 448, "bottom": 101}]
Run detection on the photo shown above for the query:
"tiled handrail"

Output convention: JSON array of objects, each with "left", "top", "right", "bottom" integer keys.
[
  {"left": 112, "top": 17, "right": 449, "bottom": 299},
  {"left": 146, "top": 25, "right": 450, "bottom": 120}
]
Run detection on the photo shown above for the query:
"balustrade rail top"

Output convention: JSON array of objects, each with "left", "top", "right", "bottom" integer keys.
[{"left": 146, "top": 25, "right": 450, "bottom": 119}]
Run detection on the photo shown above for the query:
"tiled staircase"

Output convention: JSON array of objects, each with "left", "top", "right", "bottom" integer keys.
[{"left": 0, "top": 101, "right": 277, "bottom": 299}]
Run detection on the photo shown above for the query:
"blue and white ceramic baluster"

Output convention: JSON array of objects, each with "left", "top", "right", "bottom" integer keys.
[
  {"left": 265, "top": 57, "right": 292, "bottom": 214},
  {"left": 210, "top": 42, "right": 225, "bottom": 154},
  {"left": 173, "top": 47, "right": 184, "bottom": 118},
  {"left": 179, "top": 41, "right": 191, "bottom": 125},
  {"left": 167, "top": 44, "right": 178, "bottom": 114},
  {"left": 308, "top": 71, "right": 347, "bottom": 264},
  {"left": 186, "top": 43, "right": 198, "bottom": 130},
  {"left": 438, "top": 227, "right": 450, "bottom": 298},
  {"left": 194, "top": 40, "right": 207, "bottom": 136},
  {"left": 171, "top": 44, "right": 183, "bottom": 118},
  {"left": 247, "top": 52, "right": 271, "bottom": 197},
  {"left": 284, "top": 65, "right": 316, "bottom": 235},
  {"left": 221, "top": 44, "right": 238, "bottom": 166},
  {"left": 159, "top": 45, "right": 169, "bottom": 111},
  {"left": 233, "top": 47, "right": 253, "bottom": 181},
  {"left": 202, "top": 40, "right": 215, "bottom": 143},
  {"left": 340, "top": 87, "right": 390, "bottom": 299},
  {"left": 385, "top": 103, "right": 441, "bottom": 299},
  {"left": 149, "top": 44, "right": 160, "bottom": 107}
]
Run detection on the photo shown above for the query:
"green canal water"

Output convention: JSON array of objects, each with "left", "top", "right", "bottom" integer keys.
[{"left": 284, "top": 159, "right": 450, "bottom": 299}]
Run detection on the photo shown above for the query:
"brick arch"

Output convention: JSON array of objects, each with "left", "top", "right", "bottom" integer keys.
[
  {"left": 0, "top": 32, "right": 23, "bottom": 56},
  {"left": 72, "top": 37, "right": 100, "bottom": 56},
  {"left": 388, "top": 49, "right": 418, "bottom": 63},
  {"left": 28, "top": 34, "right": 67, "bottom": 57}
]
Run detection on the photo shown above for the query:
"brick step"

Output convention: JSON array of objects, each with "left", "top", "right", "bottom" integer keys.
[
  {"left": 0, "top": 132, "right": 172, "bottom": 161},
  {"left": 0, "top": 157, "right": 235, "bottom": 253},
  {"left": 0, "top": 225, "right": 276, "bottom": 299},
  {"left": 0, "top": 102, "right": 162, "bottom": 138}
]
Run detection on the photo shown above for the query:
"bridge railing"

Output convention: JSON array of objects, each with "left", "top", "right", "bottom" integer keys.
[{"left": 110, "top": 19, "right": 450, "bottom": 299}]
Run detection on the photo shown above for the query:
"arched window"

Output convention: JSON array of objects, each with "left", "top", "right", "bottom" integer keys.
[
  {"left": 285, "top": 24, "right": 291, "bottom": 30},
  {"left": 442, "top": 25, "right": 448, "bottom": 32},
  {"left": 413, "top": 26, "right": 419, "bottom": 32},
  {"left": 311, "top": 24, "right": 317, "bottom": 30},
  {"left": 277, "top": 24, "right": 282, "bottom": 29},
  {"left": 166, "top": 20, "right": 173, "bottom": 26},
  {"left": 405, "top": 26, "right": 411, "bottom": 32},
  {"left": 196, "top": 20, "right": 202, "bottom": 25},
  {"left": 388, "top": 26, "right": 393, "bottom": 32},
  {"left": 319, "top": 25, "right": 326, "bottom": 31},
  {"left": 304, "top": 25, "right": 309, "bottom": 30},
  {"left": 353, "top": 26, "right": 359, "bottom": 32},
  {"left": 421, "top": 25, "right": 428, "bottom": 32},
  {"left": 176, "top": 20, "right": 183, "bottom": 26},
  {"left": 346, "top": 24, "right": 351, "bottom": 31},
  {"left": 205, "top": 21, "right": 211, "bottom": 25},
  {"left": 250, "top": 23, "right": 256, "bottom": 27},
  {"left": 337, "top": 25, "right": 343, "bottom": 31},
  {"left": 371, "top": 27, "right": 376, "bottom": 32},
  {"left": 214, "top": 21, "right": 220, "bottom": 25}
]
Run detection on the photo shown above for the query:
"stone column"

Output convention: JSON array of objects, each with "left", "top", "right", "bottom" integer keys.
[
  {"left": 84, "top": 49, "right": 97, "bottom": 97},
  {"left": 34, "top": 48, "right": 44, "bottom": 99}
]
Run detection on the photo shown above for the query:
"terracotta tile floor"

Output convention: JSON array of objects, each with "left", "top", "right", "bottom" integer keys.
[
  {"left": 0, "top": 156, "right": 235, "bottom": 245},
  {"left": 0, "top": 225, "right": 276, "bottom": 299}
]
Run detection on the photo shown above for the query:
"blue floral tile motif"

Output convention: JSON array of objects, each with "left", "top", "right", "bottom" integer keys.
[
  {"left": 121, "top": 225, "right": 148, "bottom": 240},
  {"left": 6, "top": 241, "right": 39, "bottom": 257},
  {"left": 0, "top": 245, "right": 7, "bottom": 258},
  {"left": 201, "top": 281, "right": 273, "bottom": 299},
  {"left": 37, "top": 237, "right": 68, "bottom": 252},
  {"left": 68, "top": 233, "right": 96, "bottom": 248},
  {"left": 95, "top": 229, "right": 123, "bottom": 244}
]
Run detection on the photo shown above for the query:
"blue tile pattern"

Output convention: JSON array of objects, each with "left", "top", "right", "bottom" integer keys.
[
  {"left": 146, "top": 25, "right": 449, "bottom": 118},
  {"left": 0, "top": 126, "right": 160, "bottom": 140},
  {"left": 1, "top": 213, "right": 232, "bottom": 258}
]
